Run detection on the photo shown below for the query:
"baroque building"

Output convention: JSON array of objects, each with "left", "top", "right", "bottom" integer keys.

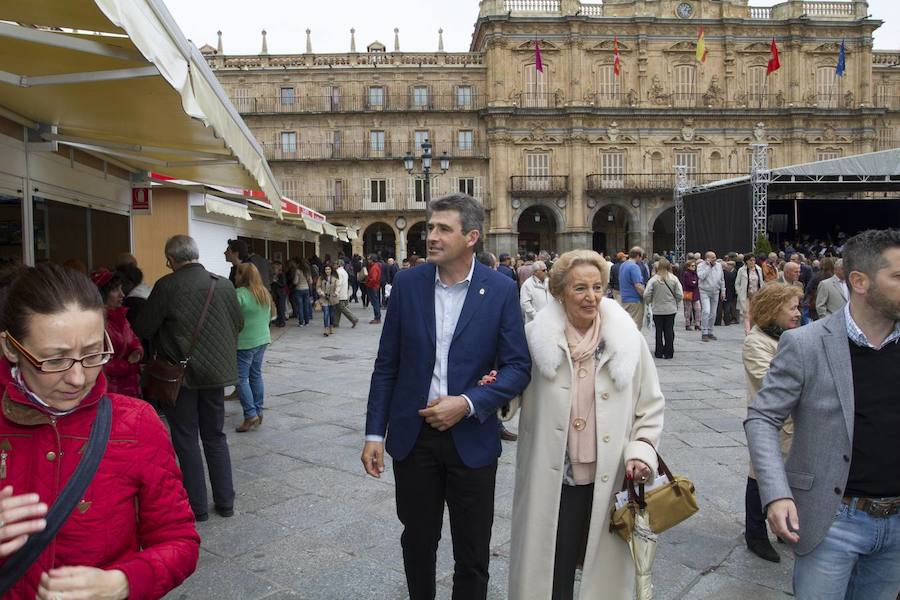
[{"left": 204, "top": 0, "right": 900, "bottom": 258}]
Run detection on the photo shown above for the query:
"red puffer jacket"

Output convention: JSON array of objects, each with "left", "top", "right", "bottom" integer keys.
[
  {"left": 0, "top": 360, "right": 199, "bottom": 600},
  {"left": 103, "top": 306, "right": 143, "bottom": 397}
]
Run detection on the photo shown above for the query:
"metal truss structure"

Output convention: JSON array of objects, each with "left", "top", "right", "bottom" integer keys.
[
  {"left": 673, "top": 165, "right": 688, "bottom": 264},
  {"left": 750, "top": 143, "right": 770, "bottom": 248}
]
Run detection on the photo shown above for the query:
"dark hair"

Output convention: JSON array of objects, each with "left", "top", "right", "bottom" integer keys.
[
  {"left": 98, "top": 274, "right": 124, "bottom": 303},
  {"left": 116, "top": 264, "right": 143, "bottom": 297},
  {"left": 0, "top": 263, "right": 103, "bottom": 340},
  {"left": 227, "top": 238, "right": 249, "bottom": 260},
  {"left": 427, "top": 192, "right": 484, "bottom": 239},
  {"left": 477, "top": 251, "right": 496, "bottom": 268},
  {"left": 843, "top": 229, "right": 900, "bottom": 281}
]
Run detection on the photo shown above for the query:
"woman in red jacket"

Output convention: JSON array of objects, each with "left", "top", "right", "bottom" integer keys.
[
  {"left": 91, "top": 269, "right": 143, "bottom": 397},
  {"left": 0, "top": 263, "right": 199, "bottom": 599}
]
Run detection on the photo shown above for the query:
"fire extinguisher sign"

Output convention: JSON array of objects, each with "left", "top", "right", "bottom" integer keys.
[{"left": 131, "top": 185, "right": 152, "bottom": 214}]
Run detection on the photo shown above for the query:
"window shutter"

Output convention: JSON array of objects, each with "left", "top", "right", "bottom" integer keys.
[
  {"left": 408, "top": 177, "right": 415, "bottom": 205},
  {"left": 364, "top": 178, "right": 371, "bottom": 203},
  {"left": 387, "top": 178, "right": 394, "bottom": 204},
  {"left": 474, "top": 177, "right": 483, "bottom": 201}
]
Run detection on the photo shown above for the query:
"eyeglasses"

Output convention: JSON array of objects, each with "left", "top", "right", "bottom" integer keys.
[{"left": 4, "top": 331, "right": 114, "bottom": 373}]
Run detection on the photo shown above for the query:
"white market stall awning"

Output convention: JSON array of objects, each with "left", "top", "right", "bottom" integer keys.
[
  {"left": 205, "top": 194, "right": 250, "bottom": 220},
  {"left": 301, "top": 216, "right": 324, "bottom": 234},
  {"left": 0, "top": 0, "right": 282, "bottom": 213}
]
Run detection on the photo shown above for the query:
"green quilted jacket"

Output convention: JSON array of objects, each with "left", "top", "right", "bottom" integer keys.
[{"left": 135, "top": 263, "right": 244, "bottom": 389}]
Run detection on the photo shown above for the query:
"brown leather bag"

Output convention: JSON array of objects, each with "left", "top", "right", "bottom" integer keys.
[
  {"left": 143, "top": 276, "right": 217, "bottom": 407},
  {"left": 609, "top": 439, "right": 699, "bottom": 541}
]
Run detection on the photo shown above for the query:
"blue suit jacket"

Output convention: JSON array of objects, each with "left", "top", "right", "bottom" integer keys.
[{"left": 365, "top": 260, "right": 532, "bottom": 468}]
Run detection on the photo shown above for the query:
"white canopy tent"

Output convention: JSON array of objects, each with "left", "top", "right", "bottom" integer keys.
[{"left": 0, "top": 0, "right": 283, "bottom": 245}]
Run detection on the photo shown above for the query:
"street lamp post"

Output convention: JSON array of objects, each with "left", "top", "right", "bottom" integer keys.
[{"left": 404, "top": 139, "right": 450, "bottom": 205}]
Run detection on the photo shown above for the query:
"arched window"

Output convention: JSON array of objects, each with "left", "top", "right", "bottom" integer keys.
[
  {"left": 673, "top": 65, "right": 696, "bottom": 107},
  {"left": 523, "top": 64, "right": 549, "bottom": 107},
  {"left": 709, "top": 151, "right": 723, "bottom": 175},
  {"left": 597, "top": 65, "right": 621, "bottom": 106},
  {"left": 650, "top": 152, "right": 665, "bottom": 186}
]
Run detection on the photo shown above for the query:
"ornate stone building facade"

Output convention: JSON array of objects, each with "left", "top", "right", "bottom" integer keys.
[{"left": 204, "top": 0, "right": 900, "bottom": 258}]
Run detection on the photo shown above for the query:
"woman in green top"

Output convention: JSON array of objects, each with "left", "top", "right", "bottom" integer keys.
[{"left": 234, "top": 263, "right": 273, "bottom": 432}]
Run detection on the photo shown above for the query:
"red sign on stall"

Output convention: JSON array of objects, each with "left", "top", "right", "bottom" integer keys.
[{"left": 131, "top": 186, "right": 152, "bottom": 214}]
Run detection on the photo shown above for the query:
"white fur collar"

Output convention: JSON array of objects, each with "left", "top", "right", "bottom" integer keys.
[{"left": 525, "top": 298, "right": 642, "bottom": 390}]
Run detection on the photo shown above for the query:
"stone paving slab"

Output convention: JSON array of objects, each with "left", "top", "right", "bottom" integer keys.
[{"left": 165, "top": 304, "right": 794, "bottom": 599}]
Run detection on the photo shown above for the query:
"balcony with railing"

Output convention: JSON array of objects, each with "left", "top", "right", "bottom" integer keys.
[
  {"left": 209, "top": 52, "right": 484, "bottom": 70},
  {"left": 510, "top": 176, "right": 569, "bottom": 197},
  {"left": 300, "top": 194, "right": 429, "bottom": 214},
  {"left": 513, "top": 92, "right": 563, "bottom": 108},
  {"left": 585, "top": 173, "right": 745, "bottom": 195},
  {"left": 234, "top": 93, "right": 487, "bottom": 115},
  {"left": 261, "top": 141, "right": 488, "bottom": 161}
]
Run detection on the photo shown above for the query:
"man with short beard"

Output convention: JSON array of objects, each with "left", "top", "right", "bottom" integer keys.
[{"left": 746, "top": 229, "right": 900, "bottom": 599}]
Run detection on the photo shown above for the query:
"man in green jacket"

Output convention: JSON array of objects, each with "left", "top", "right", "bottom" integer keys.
[{"left": 136, "top": 234, "right": 243, "bottom": 522}]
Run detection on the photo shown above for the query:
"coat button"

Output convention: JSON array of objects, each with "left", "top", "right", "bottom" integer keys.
[
  {"left": 843, "top": 455, "right": 850, "bottom": 463},
  {"left": 834, "top": 487, "right": 841, "bottom": 495},
  {"left": 601, "top": 393, "right": 610, "bottom": 400},
  {"left": 601, "top": 474, "right": 609, "bottom": 482},
  {"left": 46, "top": 451, "right": 56, "bottom": 461},
  {"left": 602, "top": 434, "right": 611, "bottom": 443}
]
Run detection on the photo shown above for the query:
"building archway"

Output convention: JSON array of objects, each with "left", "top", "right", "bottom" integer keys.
[
  {"left": 406, "top": 221, "right": 427, "bottom": 259},
  {"left": 516, "top": 204, "right": 559, "bottom": 255},
  {"left": 362, "top": 221, "right": 396, "bottom": 259},
  {"left": 590, "top": 204, "right": 632, "bottom": 257},
  {"left": 651, "top": 207, "right": 676, "bottom": 257}
]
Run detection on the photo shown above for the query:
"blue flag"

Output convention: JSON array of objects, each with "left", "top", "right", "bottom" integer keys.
[{"left": 836, "top": 40, "right": 846, "bottom": 77}]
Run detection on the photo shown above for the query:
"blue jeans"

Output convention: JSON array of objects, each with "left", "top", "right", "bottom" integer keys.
[
  {"left": 236, "top": 344, "right": 267, "bottom": 419},
  {"left": 801, "top": 305, "right": 811, "bottom": 326},
  {"left": 367, "top": 287, "right": 381, "bottom": 321},
  {"left": 322, "top": 304, "right": 333, "bottom": 328},
  {"left": 293, "top": 288, "right": 312, "bottom": 324},
  {"left": 793, "top": 500, "right": 900, "bottom": 600}
]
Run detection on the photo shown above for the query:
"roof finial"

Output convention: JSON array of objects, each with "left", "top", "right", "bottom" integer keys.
[
  {"left": 350, "top": 27, "right": 356, "bottom": 53},
  {"left": 306, "top": 29, "right": 312, "bottom": 53},
  {"left": 438, "top": 28, "right": 445, "bottom": 52},
  {"left": 394, "top": 28, "right": 400, "bottom": 52},
  {"left": 260, "top": 29, "right": 268, "bottom": 55},
  {"left": 216, "top": 30, "right": 223, "bottom": 54}
]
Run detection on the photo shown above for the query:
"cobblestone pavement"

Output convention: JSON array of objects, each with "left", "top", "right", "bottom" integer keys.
[{"left": 165, "top": 302, "right": 794, "bottom": 600}]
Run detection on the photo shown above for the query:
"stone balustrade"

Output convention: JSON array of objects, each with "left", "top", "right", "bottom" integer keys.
[{"left": 207, "top": 52, "right": 483, "bottom": 70}]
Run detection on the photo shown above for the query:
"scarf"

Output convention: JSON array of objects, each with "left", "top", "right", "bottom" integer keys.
[
  {"left": 760, "top": 323, "right": 788, "bottom": 340},
  {"left": 11, "top": 367, "right": 78, "bottom": 417},
  {"left": 564, "top": 314, "right": 603, "bottom": 486}
]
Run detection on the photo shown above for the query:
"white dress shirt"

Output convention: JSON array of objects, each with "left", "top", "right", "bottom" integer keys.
[{"left": 365, "top": 258, "right": 476, "bottom": 443}]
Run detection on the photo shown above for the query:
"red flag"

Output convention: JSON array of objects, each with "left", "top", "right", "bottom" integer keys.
[
  {"left": 534, "top": 38, "right": 543, "bottom": 73},
  {"left": 767, "top": 37, "right": 781, "bottom": 74},
  {"left": 613, "top": 37, "right": 621, "bottom": 76}
]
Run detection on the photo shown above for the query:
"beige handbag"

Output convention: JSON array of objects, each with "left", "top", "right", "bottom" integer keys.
[{"left": 609, "top": 440, "right": 699, "bottom": 541}]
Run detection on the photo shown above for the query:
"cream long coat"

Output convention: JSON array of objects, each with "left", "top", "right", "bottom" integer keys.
[{"left": 508, "top": 298, "right": 665, "bottom": 600}]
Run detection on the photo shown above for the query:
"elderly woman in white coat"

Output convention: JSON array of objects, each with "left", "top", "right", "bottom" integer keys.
[
  {"left": 735, "top": 255, "right": 765, "bottom": 334},
  {"left": 508, "top": 249, "right": 665, "bottom": 600}
]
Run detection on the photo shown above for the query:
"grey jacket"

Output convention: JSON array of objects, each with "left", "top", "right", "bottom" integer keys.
[
  {"left": 135, "top": 263, "right": 244, "bottom": 389},
  {"left": 816, "top": 275, "right": 848, "bottom": 318},
  {"left": 744, "top": 309, "right": 855, "bottom": 556},
  {"left": 696, "top": 260, "right": 726, "bottom": 294},
  {"left": 643, "top": 274, "right": 683, "bottom": 315}
]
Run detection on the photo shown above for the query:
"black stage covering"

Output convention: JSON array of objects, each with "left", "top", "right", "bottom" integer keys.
[
  {"left": 685, "top": 183, "right": 752, "bottom": 254},
  {"left": 769, "top": 198, "right": 900, "bottom": 238}
]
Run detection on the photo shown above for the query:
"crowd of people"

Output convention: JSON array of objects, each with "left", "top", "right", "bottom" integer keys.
[{"left": 0, "top": 193, "right": 894, "bottom": 599}]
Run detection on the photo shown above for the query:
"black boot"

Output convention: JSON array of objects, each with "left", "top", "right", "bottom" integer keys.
[{"left": 746, "top": 536, "right": 781, "bottom": 562}]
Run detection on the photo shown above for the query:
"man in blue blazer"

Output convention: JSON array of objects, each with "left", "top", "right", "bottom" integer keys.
[{"left": 362, "top": 193, "right": 531, "bottom": 600}]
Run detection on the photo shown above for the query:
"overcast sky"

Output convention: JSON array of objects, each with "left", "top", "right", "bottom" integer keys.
[{"left": 165, "top": 0, "right": 900, "bottom": 55}]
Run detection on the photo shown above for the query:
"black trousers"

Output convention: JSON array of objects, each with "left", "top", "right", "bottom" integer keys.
[
  {"left": 394, "top": 426, "right": 497, "bottom": 600},
  {"left": 723, "top": 298, "right": 738, "bottom": 325},
  {"left": 287, "top": 288, "right": 299, "bottom": 318},
  {"left": 745, "top": 476, "right": 768, "bottom": 540},
  {"left": 163, "top": 386, "right": 235, "bottom": 517},
  {"left": 653, "top": 313, "right": 676, "bottom": 358},
  {"left": 273, "top": 289, "right": 286, "bottom": 324},
  {"left": 552, "top": 483, "right": 594, "bottom": 600}
]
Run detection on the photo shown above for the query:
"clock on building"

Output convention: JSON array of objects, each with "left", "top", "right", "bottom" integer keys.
[
  {"left": 676, "top": 2, "right": 694, "bottom": 18},
  {"left": 395, "top": 216, "right": 407, "bottom": 230}
]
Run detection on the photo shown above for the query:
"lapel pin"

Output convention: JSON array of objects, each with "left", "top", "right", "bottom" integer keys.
[{"left": 479, "top": 288, "right": 485, "bottom": 295}]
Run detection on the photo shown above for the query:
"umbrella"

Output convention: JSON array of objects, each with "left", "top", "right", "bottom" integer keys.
[{"left": 627, "top": 509, "right": 659, "bottom": 600}]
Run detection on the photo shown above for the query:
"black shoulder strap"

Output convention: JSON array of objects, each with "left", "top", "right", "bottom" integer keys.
[{"left": 0, "top": 396, "right": 112, "bottom": 594}]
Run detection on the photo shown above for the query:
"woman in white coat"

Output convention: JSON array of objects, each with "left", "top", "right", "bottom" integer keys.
[
  {"left": 508, "top": 249, "right": 665, "bottom": 600},
  {"left": 735, "top": 255, "right": 765, "bottom": 333}
]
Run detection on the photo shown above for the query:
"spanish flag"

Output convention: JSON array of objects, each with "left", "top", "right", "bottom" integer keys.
[{"left": 696, "top": 27, "right": 708, "bottom": 63}]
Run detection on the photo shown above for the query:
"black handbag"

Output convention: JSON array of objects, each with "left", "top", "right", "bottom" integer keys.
[{"left": 0, "top": 395, "right": 112, "bottom": 593}]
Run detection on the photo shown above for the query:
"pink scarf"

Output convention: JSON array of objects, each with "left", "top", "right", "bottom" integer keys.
[{"left": 564, "top": 314, "right": 602, "bottom": 485}]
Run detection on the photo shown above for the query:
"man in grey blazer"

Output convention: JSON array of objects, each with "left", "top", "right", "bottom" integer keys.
[
  {"left": 815, "top": 258, "right": 848, "bottom": 318},
  {"left": 745, "top": 229, "right": 900, "bottom": 600}
]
